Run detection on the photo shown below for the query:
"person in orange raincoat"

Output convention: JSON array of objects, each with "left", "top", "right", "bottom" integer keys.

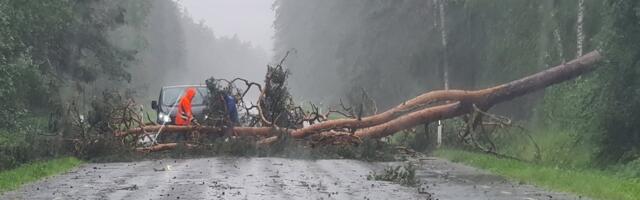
[{"left": 175, "top": 87, "right": 196, "bottom": 126}]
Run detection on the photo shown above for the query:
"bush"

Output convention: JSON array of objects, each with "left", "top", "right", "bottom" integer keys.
[{"left": 0, "top": 127, "right": 67, "bottom": 170}]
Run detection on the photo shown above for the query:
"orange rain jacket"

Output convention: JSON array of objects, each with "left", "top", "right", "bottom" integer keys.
[{"left": 175, "top": 87, "right": 196, "bottom": 126}]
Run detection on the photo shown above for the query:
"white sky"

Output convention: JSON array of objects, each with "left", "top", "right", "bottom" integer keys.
[{"left": 177, "top": 0, "right": 276, "bottom": 57}]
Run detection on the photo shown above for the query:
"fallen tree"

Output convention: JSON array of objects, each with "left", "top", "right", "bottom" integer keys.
[
  {"left": 116, "top": 50, "right": 603, "bottom": 150},
  {"left": 135, "top": 143, "right": 197, "bottom": 152},
  {"left": 117, "top": 125, "right": 287, "bottom": 138},
  {"left": 354, "top": 50, "right": 603, "bottom": 138}
]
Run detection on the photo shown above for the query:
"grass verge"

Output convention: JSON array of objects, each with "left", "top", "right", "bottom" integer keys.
[
  {"left": 0, "top": 157, "right": 83, "bottom": 193},
  {"left": 435, "top": 149, "right": 640, "bottom": 200}
]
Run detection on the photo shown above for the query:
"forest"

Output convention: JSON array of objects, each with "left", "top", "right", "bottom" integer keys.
[{"left": 1, "top": 0, "right": 640, "bottom": 199}]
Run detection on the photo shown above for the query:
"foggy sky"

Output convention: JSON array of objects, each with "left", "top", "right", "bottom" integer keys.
[{"left": 178, "top": 0, "right": 275, "bottom": 57}]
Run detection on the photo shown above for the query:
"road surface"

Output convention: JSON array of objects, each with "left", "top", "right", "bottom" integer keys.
[{"left": 2, "top": 157, "right": 584, "bottom": 200}]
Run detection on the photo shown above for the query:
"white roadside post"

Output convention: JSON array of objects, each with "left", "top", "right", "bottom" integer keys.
[{"left": 437, "top": 120, "right": 443, "bottom": 147}]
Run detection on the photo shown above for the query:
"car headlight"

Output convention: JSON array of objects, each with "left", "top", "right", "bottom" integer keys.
[{"left": 159, "top": 113, "right": 171, "bottom": 123}]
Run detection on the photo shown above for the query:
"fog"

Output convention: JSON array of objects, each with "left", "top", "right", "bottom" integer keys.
[
  {"left": 127, "top": 0, "right": 274, "bottom": 101},
  {"left": 179, "top": 0, "right": 275, "bottom": 56},
  {"left": 177, "top": 0, "right": 273, "bottom": 85},
  {"left": 176, "top": 0, "right": 275, "bottom": 87}
]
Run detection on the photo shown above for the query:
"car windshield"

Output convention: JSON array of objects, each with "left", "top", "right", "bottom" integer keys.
[{"left": 162, "top": 87, "right": 208, "bottom": 106}]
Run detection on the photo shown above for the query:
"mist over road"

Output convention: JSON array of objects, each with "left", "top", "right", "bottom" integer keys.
[{"left": 2, "top": 157, "right": 582, "bottom": 200}]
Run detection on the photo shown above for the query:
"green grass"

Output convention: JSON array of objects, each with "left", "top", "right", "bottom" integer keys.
[
  {"left": 491, "top": 128, "right": 597, "bottom": 168},
  {"left": 0, "top": 157, "right": 83, "bottom": 193},
  {"left": 435, "top": 149, "right": 640, "bottom": 200}
]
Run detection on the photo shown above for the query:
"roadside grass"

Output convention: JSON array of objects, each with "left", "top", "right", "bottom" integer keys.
[
  {"left": 435, "top": 149, "right": 640, "bottom": 200},
  {"left": 491, "top": 128, "right": 598, "bottom": 169},
  {"left": 0, "top": 157, "right": 83, "bottom": 193}
]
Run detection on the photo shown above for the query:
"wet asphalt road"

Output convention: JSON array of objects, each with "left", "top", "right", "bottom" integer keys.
[{"left": 2, "top": 157, "right": 585, "bottom": 200}]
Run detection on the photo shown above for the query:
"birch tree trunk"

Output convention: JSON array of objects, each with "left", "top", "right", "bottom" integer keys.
[
  {"left": 436, "top": 0, "right": 448, "bottom": 147},
  {"left": 438, "top": 0, "right": 449, "bottom": 90},
  {"left": 576, "top": 0, "right": 585, "bottom": 57}
]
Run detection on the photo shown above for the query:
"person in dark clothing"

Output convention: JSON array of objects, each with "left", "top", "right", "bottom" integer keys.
[
  {"left": 225, "top": 94, "right": 239, "bottom": 124},
  {"left": 222, "top": 93, "right": 239, "bottom": 138}
]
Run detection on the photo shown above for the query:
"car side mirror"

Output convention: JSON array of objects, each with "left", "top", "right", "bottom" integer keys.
[{"left": 151, "top": 100, "right": 158, "bottom": 110}]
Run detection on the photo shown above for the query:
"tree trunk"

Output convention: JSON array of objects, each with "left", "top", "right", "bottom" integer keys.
[
  {"left": 136, "top": 143, "right": 197, "bottom": 152},
  {"left": 438, "top": 0, "right": 449, "bottom": 90},
  {"left": 436, "top": 0, "right": 449, "bottom": 148},
  {"left": 117, "top": 126, "right": 289, "bottom": 138},
  {"left": 576, "top": 0, "right": 585, "bottom": 57}
]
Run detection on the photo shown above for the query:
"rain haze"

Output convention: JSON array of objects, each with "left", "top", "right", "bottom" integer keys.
[
  {"left": 1, "top": 1, "right": 639, "bottom": 200},
  {"left": 178, "top": 0, "right": 275, "bottom": 55},
  {"left": 165, "top": 0, "right": 274, "bottom": 88}
]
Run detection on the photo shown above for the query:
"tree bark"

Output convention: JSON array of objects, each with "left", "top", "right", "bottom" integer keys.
[
  {"left": 117, "top": 126, "right": 289, "bottom": 138},
  {"left": 576, "top": 0, "right": 585, "bottom": 57},
  {"left": 438, "top": 0, "right": 449, "bottom": 90},
  {"left": 135, "top": 143, "right": 196, "bottom": 152},
  {"left": 115, "top": 125, "right": 221, "bottom": 137}
]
